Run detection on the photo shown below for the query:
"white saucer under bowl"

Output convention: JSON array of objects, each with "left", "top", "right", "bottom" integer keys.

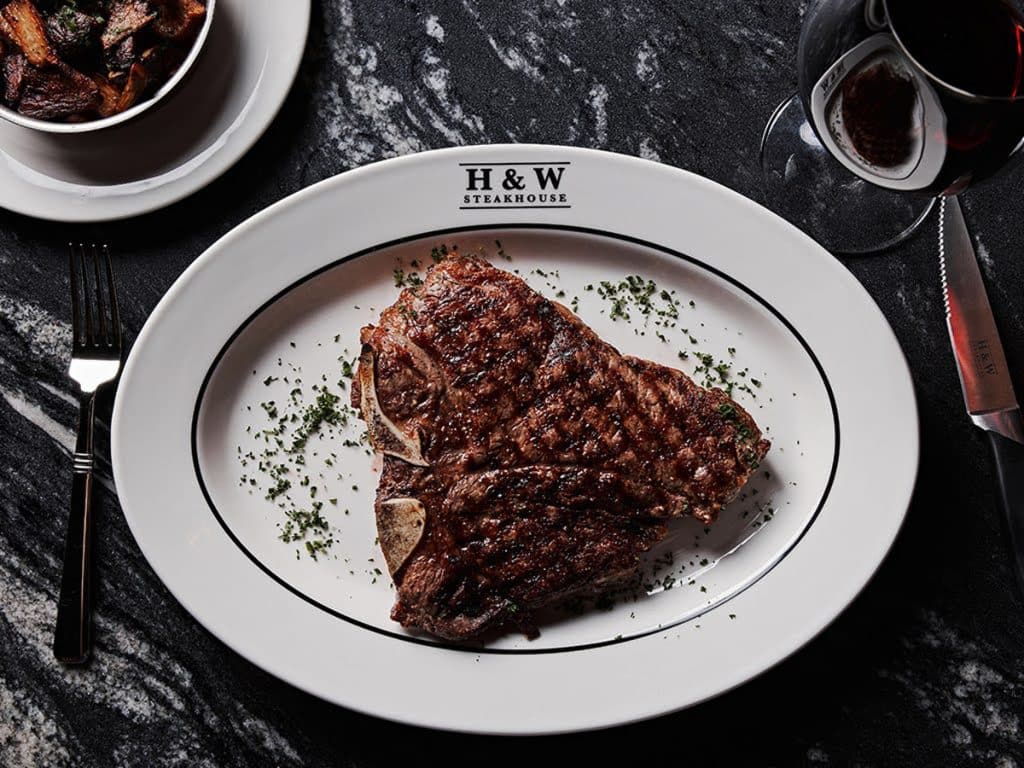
[{"left": 0, "top": 0, "right": 310, "bottom": 223}]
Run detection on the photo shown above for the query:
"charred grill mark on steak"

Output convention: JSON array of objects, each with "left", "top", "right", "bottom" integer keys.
[{"left": 353, "top": 253, "right": 770, "bottom": 641}]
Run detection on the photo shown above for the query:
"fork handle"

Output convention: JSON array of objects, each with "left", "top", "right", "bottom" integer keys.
[{"left": 54, "top": 393, "right": 96, "bottom": 664}]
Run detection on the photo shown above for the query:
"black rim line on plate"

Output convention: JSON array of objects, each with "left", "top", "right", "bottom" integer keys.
[{"left": 188, "top": 223, "right": 842, "bottom": 655}]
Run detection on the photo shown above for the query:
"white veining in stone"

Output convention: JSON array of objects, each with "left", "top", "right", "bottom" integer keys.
[
  {"left": 638, "top": 137, "right": 661, "bottom": 161},
  {"left": 418, "top": 51, "right": 485, "bottom": 143},
  {"left": 589, "top": 83, "right": 609, "bottom": 146},
  {"left": 459, "top": 0, "right": 544, "bottom": 81},
  {"left": 952, "top": 660, "right": 1020, "bottom": 741},
  {"left": 893, "top": 285, "right": 932, "bottom": 341},
  {"left": 0, "top": 295, "right": 70, "bottom": 367},
  {"left": 36, "top": 381, "right": 76, "bottom": 407},
  {"left": 806, "top": 746, "right": 829, "bottom": 764},
  {"left": 721, "top": 22, "right": 786, "bottom": 52},
  {"left": 0, "top": 681, "right": 75, "bottom": 768},
  {"left": 975, "top": 240, "right": 997, "bottom": 274},
  {"left": 233, "top": 716, "right": 302, "bottom": 765},
  {"left": 424, "top": 14, "right": 445, "bottom": 42},
  {"left": 485, "top": 36, "right": 543, "bottom": 81},
  {"left": 881, "top": 610, "right": 1023, "bottom": 762},
  {"left": 0, "top": 385, "right": 74, "bottom": 454},
  {"left": 970, "top": 236, "right": 1022, "bottom": 333},
  {"left": 636, "top": 40, "right": 658, "bottom": 84},
  {"left": 321, "top": 0, "right": 427, "bottom": 163},
  {"left": 0, "top": 545, "right": 304, "bottom": 764}
]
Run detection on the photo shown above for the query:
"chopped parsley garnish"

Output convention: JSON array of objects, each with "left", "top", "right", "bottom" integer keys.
[
  {"left": 239, "top": 344, "right": 372, "bottom": 561},
  {"left": 393, "top": 269, "right": 424, "bottom": 288},
  {"left": 430, "top": 244, "right": 451, "bottom": 262}
]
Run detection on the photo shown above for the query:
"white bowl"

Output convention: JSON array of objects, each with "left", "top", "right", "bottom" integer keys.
[{"left": 0, "top": 0, "right": 216, "bottom": 135}]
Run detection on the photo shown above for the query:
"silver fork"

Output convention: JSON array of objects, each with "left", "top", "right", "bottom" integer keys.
[{"left": 54, "top": 244, "right": 121, "bottom": 665}]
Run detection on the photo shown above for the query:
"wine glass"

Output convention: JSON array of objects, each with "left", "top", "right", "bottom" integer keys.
[{"left": 761, "top": 0, "right": 1024, "bottom": 254}]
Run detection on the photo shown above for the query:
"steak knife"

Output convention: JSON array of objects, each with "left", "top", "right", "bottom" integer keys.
[{"left": 940, "top": 196, "right": 1024, "bottom": 594}]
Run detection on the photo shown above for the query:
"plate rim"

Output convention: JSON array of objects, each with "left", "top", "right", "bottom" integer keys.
[{"left": 111, "top": 144, "right": 920, "bottom": 734}]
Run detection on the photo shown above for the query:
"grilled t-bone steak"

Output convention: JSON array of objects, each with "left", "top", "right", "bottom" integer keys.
[{"left": 353, "top": 252, "right": 770, "bottom": 641}]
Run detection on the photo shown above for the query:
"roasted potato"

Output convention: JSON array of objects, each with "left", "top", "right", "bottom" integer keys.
[
  {"left": 1, "top": 0, "right": 57, "bottom": 67},
  {"left": 104, "top": 33, "right": 136, "bottom": 73},
  {"left": 46, "top": 6, "right": 103, "bottom": 62},
  {"left": 0, "top": 0, "right": 206, "bottom": 123},
  {"left": 152, "top": 0, "right": 204, "bottom": 43},
  {"left": 114, "top": 56, "right": 147, "bottom": 111},
  {"left": 3, "top": 52, "right": 28, "bottom": 105},
  {"left": 17, "top": 61, "right": 100, "bottom": 119},
  {"left": 90, "top": 72, "right": 120, "bottom": 116},
  {"left": 101, "top": 0, "right": 155, "bottom": 50}
]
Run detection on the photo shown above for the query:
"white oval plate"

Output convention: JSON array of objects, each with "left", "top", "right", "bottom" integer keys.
[
  {"left": 111, "top": 145, "right": 918, "bottom": 734},
  {"left": 0, "top": 0, "right": 309, "bottom": 222}
]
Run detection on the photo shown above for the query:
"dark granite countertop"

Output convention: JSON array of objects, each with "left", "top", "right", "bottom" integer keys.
[{"left": 2, "top": 1, "right": 1024, "bottom": 765}]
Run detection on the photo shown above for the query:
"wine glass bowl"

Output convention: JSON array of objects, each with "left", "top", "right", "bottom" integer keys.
[
  {"left": 799, "top": 0, "right": 1024, "bottom": 196},
  {"left": 762, "top": 0, "right": 1024, "bottom": 252}
]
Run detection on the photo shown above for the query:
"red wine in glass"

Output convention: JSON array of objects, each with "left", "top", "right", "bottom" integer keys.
[{"left": 800, "top": 0, "right": 1024, "bottom": 196}]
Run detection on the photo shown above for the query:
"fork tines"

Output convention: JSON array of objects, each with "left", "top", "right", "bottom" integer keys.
[{"left": 68, "top": 244, "right": 120, "bottom": 352}]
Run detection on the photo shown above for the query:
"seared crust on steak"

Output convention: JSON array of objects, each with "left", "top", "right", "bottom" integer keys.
[{"left": 353, "top": 253, "right": 770, "bottom": 641}]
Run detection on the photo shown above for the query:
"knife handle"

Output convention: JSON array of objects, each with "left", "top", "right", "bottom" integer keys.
[{"left": 989, "top": 431, "right": 1024, "bottom": 597}]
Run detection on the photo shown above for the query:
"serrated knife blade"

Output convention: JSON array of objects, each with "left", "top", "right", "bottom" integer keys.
[
  {"left": 940, "top": 196, "right": 1024, "bottom": 597},
  {"left": 939, "top": 196, "right": 1024, "bottom": 443}
]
